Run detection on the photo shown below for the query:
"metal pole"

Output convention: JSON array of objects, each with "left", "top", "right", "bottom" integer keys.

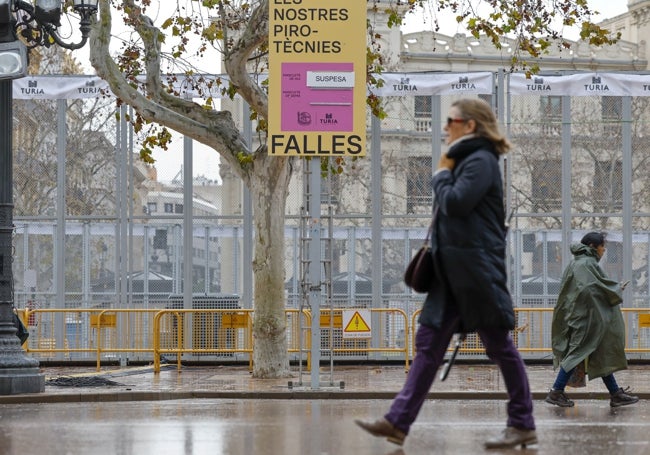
[
  {"left": 183, "top": 126, "right": 193, "bottom": 357},
  {"left": 119, "top": 104, "right": 129, "bottom": 310},
  {"left": 242, "top": 103, "right": 253, "bottom": 309},
  {"left": 0, "top": 79, "right": 44, "bottom": 394},
  {"left": 309, "top": 157, "right": 321, "bottom": 389},
  {"left": 621, "top": 97, "right": 633, "bottom": 305},
  {"left": 561, "top": 95, "right": 572, "bottom": 268},
  {"left": 54, "top": 99, "right": 66, "bottom": 357},
  {"left": 370, "top": 114, "right": 382, "bottom": 357},
  {"left": 183, "top": 131, "right": 193, "bottom": 303}
]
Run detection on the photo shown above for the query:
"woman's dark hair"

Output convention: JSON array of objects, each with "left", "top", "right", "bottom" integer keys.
[{"left": 580, "top": 231, "right": 606, "bottom": 248}]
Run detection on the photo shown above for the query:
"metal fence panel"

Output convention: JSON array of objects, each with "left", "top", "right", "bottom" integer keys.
[{"left": 9, "top": 73, "right": 650, "bottom": 362}]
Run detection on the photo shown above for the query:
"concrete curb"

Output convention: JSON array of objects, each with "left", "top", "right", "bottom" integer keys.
[{"left": 1, "top": 390, "right": 649, "bottom": 404}]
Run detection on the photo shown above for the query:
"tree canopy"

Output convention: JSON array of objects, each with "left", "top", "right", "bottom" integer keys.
[{"left": 372, "top": 1, "right": 619, "bottom": 77}]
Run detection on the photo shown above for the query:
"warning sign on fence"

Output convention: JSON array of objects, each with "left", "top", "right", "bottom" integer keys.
[{"left": 342, "top": 310, "right": 371, "bottom": 339}]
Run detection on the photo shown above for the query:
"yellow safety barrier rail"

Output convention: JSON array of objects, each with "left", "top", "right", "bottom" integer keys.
[
  {"left": 289, "top": 308, "right": 409, "bottom": 371},
  {"left": 22, "top": 308, "right": 160, "bottom": 371},
  {"left": 622, "top": 307, "right": 650, "bottom": 353},
  {"left": 313, "top": 308, "right": 410, "bottom": 371},
  {"left": 16, "top": 306, "right": 650, "bottom": 374},
  {"left": 153, "top": 308, "right": 254, "bottom": 373},
  {"left": 286, "top": 308, "right": 310, "bottom": 361},
  {"left": 410, "top": 307, "right": 650, "bottom": 364}
]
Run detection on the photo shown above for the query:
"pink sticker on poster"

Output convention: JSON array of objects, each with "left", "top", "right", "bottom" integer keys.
[{"left": 281, "top": 62, "right": 354, "bottom": 132}]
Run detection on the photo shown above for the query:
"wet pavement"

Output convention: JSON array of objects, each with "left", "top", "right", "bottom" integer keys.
[
  {"left": 0, "top": 363, "right": 649, "bottom": 454},
  {"left": 2, "top": 398, "right": 650, "bottom": 454}
]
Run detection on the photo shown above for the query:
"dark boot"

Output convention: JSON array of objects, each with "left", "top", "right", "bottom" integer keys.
[
  {"left": 545, "top": 388, "right": 575, "bottom": 407},
  {"left": 610, "top": 387, "right": 639, "bottom": 407},
  {"left": 355, "top": 418, "right": 406, "bottom": 446}
]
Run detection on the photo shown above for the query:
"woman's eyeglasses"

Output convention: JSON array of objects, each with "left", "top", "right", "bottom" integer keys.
[{"left": 447, "top": 117, "right": 466, "bottom": 126}]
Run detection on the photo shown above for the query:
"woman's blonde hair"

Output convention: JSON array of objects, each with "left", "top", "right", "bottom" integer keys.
[{"left": 452, "top": 98, "right": 511, "bottom": 155}]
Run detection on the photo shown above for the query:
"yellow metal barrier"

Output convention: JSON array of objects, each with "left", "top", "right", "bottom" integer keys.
[
  {"left": 410, "top": 307, "right": 650, "bottom": 364},
  {"left": 153, "top": 308, "right": 254, "bottom": 373},
  {"left": 622, "top": 308, "right": 650, "bottom": 353},
  {"left": 313, "top": 308, "right": 410, "bottom": 371},
  {"left": 285, "top": 308, "right": 310, "bottom": 365},
  {"left": 24, "top": 308, "right": 160, "bottom": 371},
  {"left": 283, "top": 308, "right": 410, "bottom": 372},
  {"left": 18, "top": 306, "right": 650, "bottom": 374},
  {"left": 151, "top": 307, "right": 410, "bottom": 373},
  {"left": 410, "top": 307, "right": 560, "bottom": 359}
]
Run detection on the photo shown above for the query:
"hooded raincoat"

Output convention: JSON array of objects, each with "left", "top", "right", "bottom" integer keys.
[{"left": 551, "top": 243, "right": 627, "bottom": 380}]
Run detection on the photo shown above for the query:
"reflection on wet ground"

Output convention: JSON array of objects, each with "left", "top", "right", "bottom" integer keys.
[
  {"left": 0, "top": 363, "right": 648, "bottom": 454},
  {"left": 1, "top": 399, "right": 649, "bottom": 455},
  {"left": 25, "top": 364, "right": 650, "bottom": 400}
]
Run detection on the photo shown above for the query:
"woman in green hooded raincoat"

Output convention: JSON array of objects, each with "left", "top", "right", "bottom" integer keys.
[{"left": 545, "top": 232, "right": 639, "bottom": 408}]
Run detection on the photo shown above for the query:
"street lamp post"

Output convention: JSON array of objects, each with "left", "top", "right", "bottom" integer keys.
[{"left": 0, "top": 0, "right": 98, "bottom": 394}]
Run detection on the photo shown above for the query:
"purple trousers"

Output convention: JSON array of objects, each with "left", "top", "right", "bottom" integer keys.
[{"left": 385, "top": 312, "right": 535, "bottom": 434}]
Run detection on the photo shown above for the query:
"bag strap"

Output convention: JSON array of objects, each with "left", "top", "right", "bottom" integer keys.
[{"left": 424, "top": 203, "right": 438, "bottom": 243}]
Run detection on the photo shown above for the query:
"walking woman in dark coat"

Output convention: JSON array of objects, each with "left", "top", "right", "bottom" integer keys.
[{"left": 355, "top": 98, "right": 536, "bottom": 449}]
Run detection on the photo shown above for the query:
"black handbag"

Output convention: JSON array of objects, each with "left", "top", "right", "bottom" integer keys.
[
  {"left": 404, "top": 208, "right": 437, "bottom": 293},
  {"left": 404, "top": 243, "right": 434, "bottom": 293}
]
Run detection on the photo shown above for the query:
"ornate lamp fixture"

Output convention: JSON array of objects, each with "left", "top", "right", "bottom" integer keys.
[{"left": 14, "top": 0, "right": 99, "bottom": 50}]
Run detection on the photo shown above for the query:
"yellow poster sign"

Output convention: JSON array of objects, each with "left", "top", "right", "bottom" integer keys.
[{"left": 268, "top": 0, "right": 367, "bottom": 156}]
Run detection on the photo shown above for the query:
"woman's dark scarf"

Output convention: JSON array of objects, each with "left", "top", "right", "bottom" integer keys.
[{"left": 446, "top": 136, "right": 497, "bottom": 163}]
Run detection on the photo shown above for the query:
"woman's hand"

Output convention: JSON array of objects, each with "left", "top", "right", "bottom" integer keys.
[{"left": 437, "top": 154, "right": 456, "bottom": 172}]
